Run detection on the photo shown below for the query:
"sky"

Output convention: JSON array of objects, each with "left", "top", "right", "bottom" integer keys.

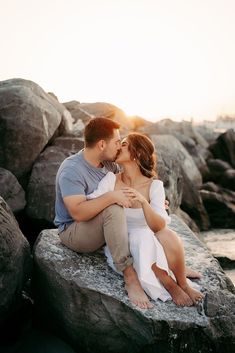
[{"left": 0, "top": 0, "right": 235, "bottom": 122}]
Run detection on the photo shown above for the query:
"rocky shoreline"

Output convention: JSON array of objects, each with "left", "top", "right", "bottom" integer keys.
[{"left": 0, "top": 78, "right": 235, "bottom": 352}]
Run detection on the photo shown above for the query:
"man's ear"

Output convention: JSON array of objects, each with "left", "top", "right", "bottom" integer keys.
[{"left": 97, "top": 140, "right": 106, "bottom": 151}]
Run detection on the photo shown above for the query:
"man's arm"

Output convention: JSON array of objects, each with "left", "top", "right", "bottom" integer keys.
[{"left": 63, "top": 190, "right": 131, "bottom": 222}]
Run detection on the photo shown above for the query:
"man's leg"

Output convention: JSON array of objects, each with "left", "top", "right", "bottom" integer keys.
[
  {"left": 154, "top": 228, "right": 204, "bottom": 305},
  {"left": 59, "top": 205, "right": 153, "bottom": 309},
  {"left": 59, "top": 212, "right": 105, "bottom": 252}
]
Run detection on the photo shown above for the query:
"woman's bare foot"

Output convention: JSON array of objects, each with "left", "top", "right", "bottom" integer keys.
[
  {"left": 123, "top": 266, "right": 153, "bottom": 309},
  {"left": 185, "top": 266, "right": 202, "bottom": 279},
  {"left": 151, "top": 264, "right": 193, "bottom": 306},
  {"left": 160, "top": 275, "right": 193, "bottom": 307},
  {"left": 181, "top": 284, "right": 204, "bottom": 304}
]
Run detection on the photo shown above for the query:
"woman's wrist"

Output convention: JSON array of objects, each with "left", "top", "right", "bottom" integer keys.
[{"left": 141, "top": 198, "right": 148, "bottom": 207}]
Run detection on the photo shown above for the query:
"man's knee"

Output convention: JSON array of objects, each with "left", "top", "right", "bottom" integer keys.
[{"left": 102, "top": 204, "right": 125, "bottom": 219}]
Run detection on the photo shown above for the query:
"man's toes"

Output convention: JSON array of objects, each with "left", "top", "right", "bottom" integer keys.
[
  {"left": 132, "top": 300, "right": 138, "bottom": 307},
  {"left": 142, "top": 302, "right": 148, "bottom": 309}
]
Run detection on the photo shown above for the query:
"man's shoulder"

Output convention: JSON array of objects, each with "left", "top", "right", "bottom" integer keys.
[
  {"left": 57, "top": 152, "right": 85, "bottom": 177},
  {"left": 61, "top": 151, "right": 83, "bottom": 167}
]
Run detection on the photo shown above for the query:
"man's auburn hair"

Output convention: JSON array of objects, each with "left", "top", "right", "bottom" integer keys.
[{"left": 84, "top": 117, "right": 120, "bottom": 147}]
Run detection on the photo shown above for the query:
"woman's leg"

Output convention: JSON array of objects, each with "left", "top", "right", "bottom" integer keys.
[
  {"left": 151, "top": 263, "right": 193, "bottom": 306},
  {"left": 154, "top": 228, "right": 204, "bottom": 304}
]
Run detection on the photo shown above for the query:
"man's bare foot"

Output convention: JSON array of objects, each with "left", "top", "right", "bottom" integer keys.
[
  {"left": 124, "top": 282, "right": 153, "bottom": 309},
  {"left": 185, "top": 266, "right": 202, "bottom": 279},
  {"left": 181, "top": 284, "right": 204, "bottom": 304},
  {"left": 123, "top": 266, "right": 153, "bottom": 309}
]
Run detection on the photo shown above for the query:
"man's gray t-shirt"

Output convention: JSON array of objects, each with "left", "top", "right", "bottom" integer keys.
[{"left": 54, "top": 150, "right": 119, "bottom": 232}]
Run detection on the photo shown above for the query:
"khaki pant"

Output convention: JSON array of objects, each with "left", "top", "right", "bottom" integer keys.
[{"left": 59, "top": 204, "right": 133, "bottom": 272}]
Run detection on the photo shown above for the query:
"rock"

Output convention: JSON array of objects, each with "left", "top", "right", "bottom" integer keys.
[
  {"left": 0, "top": 197, "right": 31, "bottom": 326},
  {"left": 52, "top": 136, "right": 84, "bottom": 152},
  {"left": 142, "top": 119, "right": 209, "bottom": 148},
  {"left": 26, "top": 138, "right": 84, "bottom": 224},
  {"left": 0, "top": 78, "right": 70, "bottom": 183},
  {"left": 201, "top": 182, "right": 220, "bottom": 193},
  {"left": 207, "top": 159, "right": 232, "bottom": 173},
  {"left": 152, "top": 134, "right": 202, "bottom": 187},
  {"left": 0, "top": 167, "right": 26, "bottom": 212},
  {"left": 221, "top": 169, "right": 235, "bottom": 191},
  {"left": 200, "top": 187, "right": 235, "bottom": 228},
  {"left": 63, "top": 101, "right": 134, "bottom": 134},
  {"left": 194, "top": 125, "right": 220, "bottom": 145},
  {"left": 151, "top": 134, "right": 204, "bottom": 222},
  {"left": 206, "top": 159, "right": 233, "bottom": 184},
  {"left": 199, "top": 229, "right": 235, "bottom": 269},
  {"left": 8, "top": 328, "right": 76, "bottom": 353},
  {"left": 151, "top": 135, "right": 183, "bottom": 211},
  {"left": 33, "top": 215, "right": 235, "bottom": 353},
  {"left": 26, "top": 145, "right": 78, "bottom": 224},
  {"left": 128, "top": 115, "right": 152, "bottom": 131},
  {"left": 174, "top": 208, "right": 200, "bottom": 234},
  {"left": 224, "top": 269, "right": 235, "bottom": 285},
  {"left": 173, "top": 133, "right": 210, "bottom": 177},
  {"left": 209, "top": 129, "right": 235, "bottom": 168},
  {"left": 180, "top": 171, "right": 210, "bottom": 230}
]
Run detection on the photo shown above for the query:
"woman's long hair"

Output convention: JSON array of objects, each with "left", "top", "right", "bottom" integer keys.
[{"left": 127, "top": 132, "right": 157, "bottom": 178}]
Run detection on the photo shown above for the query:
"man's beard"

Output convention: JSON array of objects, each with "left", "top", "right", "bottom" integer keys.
[{"left": 101, "top": 151, "right": 117, "bottom": 162}]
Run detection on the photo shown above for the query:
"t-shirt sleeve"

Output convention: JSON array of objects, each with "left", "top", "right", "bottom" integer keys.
[
  {"left": 59, "top": 170, "right": 86, "bottom": 198},
  {"left": 150, "top": 180, "right": 171, "bottom": 224},
  {"left": 87, "top": 172, "right": 116, "bottom": 199}
]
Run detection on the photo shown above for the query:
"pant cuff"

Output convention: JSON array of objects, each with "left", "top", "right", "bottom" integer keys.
[{"left": 114, "top": 255, "right": 133, "bottom": 272}]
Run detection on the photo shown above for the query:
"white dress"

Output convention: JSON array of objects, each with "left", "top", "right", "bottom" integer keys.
[{"left": 87, "top": 172, "right": 191, "bottom": 302}]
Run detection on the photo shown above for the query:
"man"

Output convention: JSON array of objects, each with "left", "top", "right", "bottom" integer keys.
[{"left": 55, "top": 117, "right": 152, "bottom": 309}]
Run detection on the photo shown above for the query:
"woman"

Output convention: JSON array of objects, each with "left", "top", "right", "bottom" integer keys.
[{"left": 87, "top": 132, "right": 204, "bottom": 307}]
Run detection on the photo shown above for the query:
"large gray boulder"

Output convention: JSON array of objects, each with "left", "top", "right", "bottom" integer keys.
[
  {"left": 194, "top": 125, "right": 219, "bottom": 144},
  {"left": 200, "top": 185, "right": 235, "bottom": 228},
  {"left": 151, "top": 134, "right": 204, "bottom": 217},
  {"left": 63, "top": 101, "right": 134, "bottom": 134},
  {"left": 142, "top": 119, "right": 209, "bottom": 148},
  {"left": 33, "top": 216, "right": 235, "bottom": 353},
  {"left": 0, "top": 197, "right": 31, "bottom": 326},
  {"left": 206, "top": 159, "right": 235, "bottom": 191},
  {"left": 151, "top": 134, "right": 210, "bottom": 229},
  {"left": 209, "top": 129, "right": 235, "bottom": 168},
  {"left": 152, "top": 134, "right": 202, "bottom": 187},
  {"left": 173, "top": 133, "right": 210, "bottom": 177},
  {"left": 0, "top": 167, "right": 26, "bottom": 212},
  {"left": 180, "top": 171, "right": 210, "bottom": 230},
  {"left": 0, "top": 78, "right": 71, "bottom": 182},
  {"left": 26, "top": 138, "right": 84, "bottom": 224}
]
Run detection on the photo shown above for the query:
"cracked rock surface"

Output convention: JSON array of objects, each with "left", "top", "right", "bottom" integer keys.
[{"left": 33, "top": 215, "right": 235, "bottom": 353}]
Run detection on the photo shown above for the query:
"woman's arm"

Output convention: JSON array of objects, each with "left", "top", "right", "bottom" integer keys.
[{"left": 123, "top": 181, "right": 170, "bottom": 232}]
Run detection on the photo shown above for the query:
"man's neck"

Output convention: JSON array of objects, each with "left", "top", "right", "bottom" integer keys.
[{"left": 83, "top": 148, "right": 103, "bottom": 168}]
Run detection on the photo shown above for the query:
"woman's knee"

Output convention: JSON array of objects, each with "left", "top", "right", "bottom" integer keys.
[{"left": 156, "top": 228, "right": 182, "bottom": 247}]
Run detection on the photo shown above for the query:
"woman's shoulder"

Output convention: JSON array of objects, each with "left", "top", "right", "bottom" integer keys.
[
  {"left": 104, "top": 171, "right": 116, "bottom": 181},
  {"left": 102, "top": 171, "right": 117, "bottom": 189},
  {"left": 151, "top": 178, "right": 164, "bottom": 186},
  {"left": 150, "top": 178, "right": 164, "bottom": 194}
]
